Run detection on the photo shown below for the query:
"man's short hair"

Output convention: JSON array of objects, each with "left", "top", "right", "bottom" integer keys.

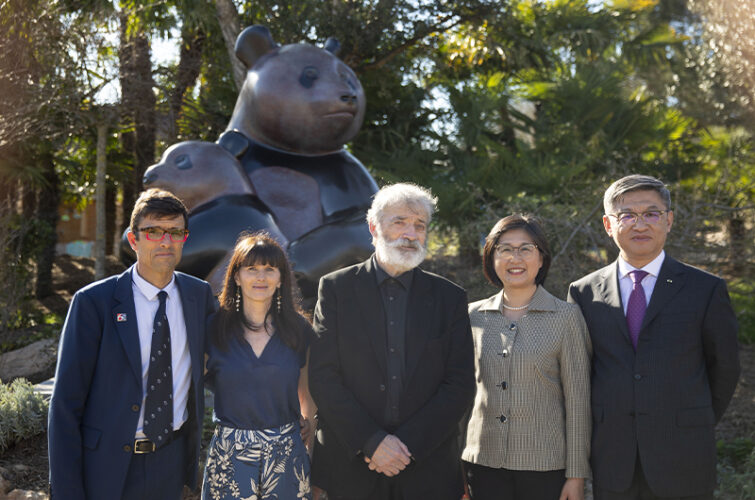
[
  {"left": 129, "top": 188, "right": 188, "bottom": 238},
  {"left": 603, "top": 174, "right": 672, "bottom": 214},
  {"left": 366, "top": 183, "right": 438, "bottom": 227}
]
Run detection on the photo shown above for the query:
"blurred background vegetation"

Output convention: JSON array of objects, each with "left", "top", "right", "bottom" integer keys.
[
  {"left": 3, "top": 0, "right": 750, "bottom": 337},
  {"left": 0, "top": 0, "right": 753, "bottom": 494}
]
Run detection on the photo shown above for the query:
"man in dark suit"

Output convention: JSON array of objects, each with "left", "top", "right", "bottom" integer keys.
[
  {"left": 309, "top": 182, "right": 475, "bottom": 500},
  {"left": 48, "top": 189, "right": 216, "bottom": 499},
  {"left": 567, "top": 174, "right": 740, "bottom": 500}
]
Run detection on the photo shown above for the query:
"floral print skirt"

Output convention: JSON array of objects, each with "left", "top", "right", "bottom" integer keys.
[{"left": 201, "top": 422, "right": 311, "bottom": 500}]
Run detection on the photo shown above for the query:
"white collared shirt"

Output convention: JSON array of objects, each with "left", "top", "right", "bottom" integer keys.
[
  {"left": 131, "top": 268, "right": 191, "bottom": 437},
  {"left": 617, "top": 250, "right": 666, "bottom": 313}
]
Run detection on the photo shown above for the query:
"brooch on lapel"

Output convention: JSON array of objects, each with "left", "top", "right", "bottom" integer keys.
[
  {"left": 116, "top": 313, "right": 128, "bottom": 322},
  {"left": 666, "top": 279, "right": 673, "bottom": 284}
]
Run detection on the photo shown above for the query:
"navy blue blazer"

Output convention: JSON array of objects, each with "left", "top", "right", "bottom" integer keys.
[
  {"left": 48, "top": 266, "right": 215, "bottom": 499},
  {"left": 568, "top": 256, "right": 740, "bottom": 497}
]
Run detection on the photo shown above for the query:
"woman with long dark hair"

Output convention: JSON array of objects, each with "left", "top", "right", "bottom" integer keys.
[{"left": 202, "top": 231, "right": 315, "bottom": 500}]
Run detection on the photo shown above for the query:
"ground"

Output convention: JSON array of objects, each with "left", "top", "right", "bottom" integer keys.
[{"left": 0, "top": 254, "right": 752, "bottom": 496}]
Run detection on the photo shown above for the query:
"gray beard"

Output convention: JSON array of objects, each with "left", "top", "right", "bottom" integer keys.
[{"left": 374, "top": 235, "right": 427, "bottom": 274}]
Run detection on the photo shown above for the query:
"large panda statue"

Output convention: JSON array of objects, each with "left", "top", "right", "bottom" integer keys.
[{"left": 125, "top": 25, "right": 378, "bottom": 302}]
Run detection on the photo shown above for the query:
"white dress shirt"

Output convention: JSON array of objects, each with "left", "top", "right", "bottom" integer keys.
[
  {"left": 131, "top": 268, "right": 191, "bottom": 437},
  {"left": 617, "top": 250, "right": 666, "bottom": 313}
]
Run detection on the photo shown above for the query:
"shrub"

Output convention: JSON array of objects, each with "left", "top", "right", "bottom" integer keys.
[
  {"left": 728, "top": 279, "right": 755, "bottom": 345},
  {"left": 0, "top": 203, "right": 48, "bottom": 334},
  {"left": 717, "top": 438, "right": 755, "bottom": 499},
  {"left": 0, "top": 378, "right": 49, "bottom": 452}
]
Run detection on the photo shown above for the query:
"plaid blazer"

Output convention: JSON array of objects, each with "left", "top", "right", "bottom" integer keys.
[{"left": 462, "top": 286, "right": 592, "bottom": 478}]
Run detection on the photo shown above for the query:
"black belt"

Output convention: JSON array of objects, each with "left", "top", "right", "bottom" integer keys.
[{"left": 133, "top": 424, "right": 188, "bottom": 454}]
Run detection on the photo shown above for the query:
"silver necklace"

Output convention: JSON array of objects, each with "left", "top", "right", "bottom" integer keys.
[{"left": 502, "top": 301, "right": 531, "bottom": 311}]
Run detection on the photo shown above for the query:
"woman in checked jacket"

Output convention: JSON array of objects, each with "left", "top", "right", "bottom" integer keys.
[{"left": 462, "top": 214, "right": 592, "bottom": 500}]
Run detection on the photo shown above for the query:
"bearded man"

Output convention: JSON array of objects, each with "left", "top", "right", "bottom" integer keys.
[{"left": 308, "top": 183, "right": 475, "bottom": 500}]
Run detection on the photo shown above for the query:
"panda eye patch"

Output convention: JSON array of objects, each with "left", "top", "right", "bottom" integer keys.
[{"left": 299, "top": 66, "right": 319, "bottom": 88}]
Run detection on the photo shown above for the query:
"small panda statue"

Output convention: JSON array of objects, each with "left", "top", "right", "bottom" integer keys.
[{"left": 127, "top": 25, "right": 378, "bottom": 301}]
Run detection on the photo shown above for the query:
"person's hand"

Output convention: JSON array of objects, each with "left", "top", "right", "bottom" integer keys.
[
  {"left": 299, "top": 415, "right": 313, "bottom": 448},
  {"left": 559, "top": 477, "right": 584, "bottom": 500},
  {"left": 312, "top": 486, "right": 326, "bottom": 500},
  {"left": 362, "top": 435, "right": 411, "bottom": 476}
]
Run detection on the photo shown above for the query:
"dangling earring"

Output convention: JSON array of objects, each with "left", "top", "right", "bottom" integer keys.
[
  {"left": 235, "top": 288, "right": 241, "bottom": 312},
  {"left": 276, "top": 288, "right": 281, "bottom": 313}
]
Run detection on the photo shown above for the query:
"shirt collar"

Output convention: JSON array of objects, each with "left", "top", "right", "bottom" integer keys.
[
  {"left": 131, "top": 266, "right": 177, "bottom": 301},
  {"left": 618, "top": 250, "right": 665, "bottom": 279},
  {"left": 478, "top": 285, "right": 558, "bottom": 313},
  {"left": 372, "top": 255, "right": 414, "bottom": 290}
]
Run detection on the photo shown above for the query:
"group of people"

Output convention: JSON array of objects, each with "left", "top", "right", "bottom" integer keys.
[{"left": 47, "top": 174, "right": 740, "bottom": 500}]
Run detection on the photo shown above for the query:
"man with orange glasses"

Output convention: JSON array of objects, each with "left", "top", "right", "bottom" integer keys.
[
  {"left": 568, "top": 174, "right": 740, "bottom": 500},
  {"left": 49, "top": 188, "right": 215, "bottom": 500}
]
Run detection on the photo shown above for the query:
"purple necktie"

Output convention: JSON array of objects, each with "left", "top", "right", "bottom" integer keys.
[{"left": 626, "top": 270, "right": 648, "bottom": 350}]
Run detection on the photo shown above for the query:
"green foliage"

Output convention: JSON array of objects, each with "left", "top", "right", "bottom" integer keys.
[
  {"left": 718, "top": 438, "right": 755, "bottom": 499},
  {"left": 0, "top": 206, "right": 54, "bottom": 333},
  {"left": 0, "top": 378, "right": 49, "bottom": 452},
  {"left": 729, "top": 280, "right": 755, "bottom": 345},
  {"left": 719, "top": 438, "right": 755, "bottom": 468}
]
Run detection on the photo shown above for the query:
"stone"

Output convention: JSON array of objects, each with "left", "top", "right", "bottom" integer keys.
[
  {"left": 0, "top": 476, "right": 12, "bottom": 496},
  {"left": 3, "top": 490, "right": 48, "bottom": 500},
  {"left": 0, "top": 339, "right": 57, "bottom": 384}
]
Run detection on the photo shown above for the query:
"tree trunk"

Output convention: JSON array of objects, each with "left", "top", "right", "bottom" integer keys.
[
  {"left": 21, "top": 179, "right": 36, "bottom": 220},
  {"left": 457, "top": 227, "right": 482, "bottom": 267},
  {"left": 119, "top": 12, "right": 136, "bottom": 234},
  {"left": 167, "top": 26, "right": 206, "bottom": 143},
  {"left": 95, "top": 123, "right": 107, "bottom": 280},
  {"left": 214, "top": 0, "right": 245, "bottom": 91},
  {"left": 119, "top": 14, "right": 156, "bottom": 232},
  {"left": 727, "top": 216, "right": 745, "bottom": 273},
  {"left": 106, "top": 179, "right": 116, "bottom": 255},
  {"left": 35, "top": 149, "right": 58, "bottom": 299},
  {"left": 132, "top": 30, "right": 156, "bottom": 195}
]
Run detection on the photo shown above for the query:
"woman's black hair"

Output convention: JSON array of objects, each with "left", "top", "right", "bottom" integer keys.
[
  {"left": 212, "top": 231, "right": 307, "bottom": 351},
  {"left": 481, "top": 214, "right": 551, "bottom": 288}
]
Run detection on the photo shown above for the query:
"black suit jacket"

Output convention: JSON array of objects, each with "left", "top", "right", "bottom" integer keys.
[
  {"left": 567, "top": 256, "right": 740, "bottom": 497},
  {"left": 308, "top": 258, "right": 475, "bottom": 499},
  {"left": 48, "top": 267, "right": 216, "bottom": 499}
]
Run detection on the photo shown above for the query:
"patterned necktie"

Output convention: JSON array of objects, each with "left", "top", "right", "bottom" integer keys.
[
  {"left": 143, "top": 290, "right": 173, "bottom": 446},
  {"left": 626, "top": 270, "right": 649, "bottom": 351}
]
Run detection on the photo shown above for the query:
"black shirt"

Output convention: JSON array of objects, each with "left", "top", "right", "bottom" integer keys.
[
  {"left": 361, "top": 256, "right": 414, "bottom": 457},
  {"left": 375, "top": 259, "right": 413, "bottom": 425}
]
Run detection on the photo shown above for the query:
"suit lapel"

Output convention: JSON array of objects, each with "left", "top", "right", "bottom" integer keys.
[
  {"left": 113, "top": 267, "right": 142, "bottom": 384},
  {"left": 176, "top": 274, "right": 201, "bottom": 386},
  {"left": 404, "top": 268, "right": 434, "bottom": 384},
  {"left": 598, "top": 261, "right": 633, "bottom": 346},
  {"left": 355, "top": 260, "right": 388, "bottom": 376},
  {"left": 642, "top": 256, "right": 685, "bottom": 331}
]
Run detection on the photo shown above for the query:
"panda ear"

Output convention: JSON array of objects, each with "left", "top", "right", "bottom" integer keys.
[
  {"left": 235, "top": 25, "right": 277, "bottom": 69},
  {"left": 324, "top": 37, "right": 341, "bottom": 56}
]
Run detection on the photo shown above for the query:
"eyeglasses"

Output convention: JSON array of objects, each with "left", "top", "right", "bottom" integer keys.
[
  {"left": 608, "top": 210, "right": 668, "bottom": 226},
  {"left": 494, "top": 243, "right": 538, "bottom": 259},
  {"left": 137, "top": 226, "right": 189, "bottom": 242}
]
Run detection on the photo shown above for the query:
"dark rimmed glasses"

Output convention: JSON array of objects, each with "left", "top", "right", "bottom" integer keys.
[
  {"left": 608, "top": 210, "right": 668, "bottom": 226},
  {"left": 137, "top": 226, "right": 189, "bottom": 242},
  {"left": 494, "top": 243, "right": 538, "bottom": 259}
]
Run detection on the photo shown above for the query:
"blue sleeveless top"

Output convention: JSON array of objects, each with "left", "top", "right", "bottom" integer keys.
[{"left": 206, "top": 318, "right": 312, "bottom": 430}]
